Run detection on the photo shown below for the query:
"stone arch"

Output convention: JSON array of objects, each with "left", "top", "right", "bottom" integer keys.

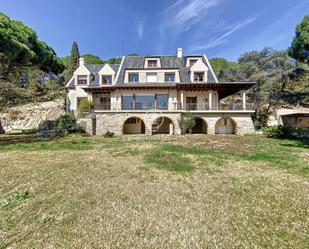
[
  {"left": 152, "top": 116, "right": 174, "bottom": 135},
  {"left": 215, "top": 117, "right": 237, "bottom": 134},
  {"left": 192, "top": 117, "right": 208, "bottom": 134},
  {"left": 123, "top": 117, "right": 146, "bottom": 135}
]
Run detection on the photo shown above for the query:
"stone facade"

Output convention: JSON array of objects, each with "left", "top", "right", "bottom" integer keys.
[{"left": 82, "top": 111, "right": 255, "bottom": 135}]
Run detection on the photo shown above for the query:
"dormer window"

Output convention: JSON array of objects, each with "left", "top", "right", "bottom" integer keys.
[
  {"left": 194, "top": 72, "right": 204, "bottom": 82},
  {"left": 165, "top": 73, "right": 175, "bottom": 82},
  {"left": 129, "top": 73, "right": 139, "bottom": 83},
  {"left": 189, "top": 59, "right": 197, "bottom": 66},
  {"left": 148, "top": 60, "right": 157, "bottom": 67},
  {"left": 77, "top": 75, "right": 87, "bottom": 85},
  {"left": 102, "top": 75, "right": 112, "bottom": 85}
]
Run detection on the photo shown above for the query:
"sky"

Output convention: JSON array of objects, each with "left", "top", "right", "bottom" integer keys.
[{"left": 1, "top": 0, "right": 308, "bottom": 61}]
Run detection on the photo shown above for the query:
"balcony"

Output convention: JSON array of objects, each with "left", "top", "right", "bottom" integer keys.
[
  {"left": 94, "top": 103, "right": 111, "bottom": 110},
  {"left": 184, "top": 102, "right": 253, "bottom": 111}
]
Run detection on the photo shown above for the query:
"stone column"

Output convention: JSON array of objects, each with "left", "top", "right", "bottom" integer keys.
[
  {"left": 208, "top": 91, "right": 213, "bottom": 110},
  {"left": 242, "top": 91, "right": 247, "bottom": 110},
  {"left": 180, "top": 91, "right": 184, "bottom": 110}
]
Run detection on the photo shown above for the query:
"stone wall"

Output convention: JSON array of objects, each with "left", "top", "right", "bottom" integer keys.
[
  {"left": 0, "top": 99, "right": 65, "bottom": 131},
  {"left": 82, "top": 111, "right": 255, "bottom": 136}
]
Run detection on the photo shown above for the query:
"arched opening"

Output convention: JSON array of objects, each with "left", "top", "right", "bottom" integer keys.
[
  {"left": 123, "top": 117, "right": 146, "bottom": 135},
  {"left": 215, "top": 117, "right": 236, "bottom": 134},
  {"left": 192, "top": 117, "right": 207, "bottom": 134},
  {"left": 152, "top": 117, "right": 174, "bottom": 135}
]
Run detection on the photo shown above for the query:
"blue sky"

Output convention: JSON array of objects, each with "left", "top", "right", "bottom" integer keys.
[{"left": 1, "top": 0, "right": 308, "bottom": 61}]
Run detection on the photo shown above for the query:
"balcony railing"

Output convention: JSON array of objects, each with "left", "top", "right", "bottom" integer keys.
[
  {"left": 94, "top": 104, "right": 111, "bottom": 110},
  {"left": 94, "top": 102, "right": 253, "bottom": 111}
]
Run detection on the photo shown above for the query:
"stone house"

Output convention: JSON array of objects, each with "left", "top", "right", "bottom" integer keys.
[{"left": 66, "top": 48, "right": 256, "bottom": 135}]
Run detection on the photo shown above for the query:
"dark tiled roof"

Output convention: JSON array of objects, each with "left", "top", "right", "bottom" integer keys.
[
  {"left": 86, "top": 64, "right": 120, "bottom": 86},
  {"left": 67, "top": 54, "right": 219, "bottom": 87}
]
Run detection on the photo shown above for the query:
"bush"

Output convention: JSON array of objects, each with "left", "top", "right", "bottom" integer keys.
[
  {"left": 263, "top": 125, "right": 297, "bottom": 139},
  {"left": 78, "top": 99, "right": 94, "bottom": 117},
  {"left": 104, "top": 131, "right": 115, "bottom": 138},
  {"left": 177, "top": 112, "right": 196, "bottom": 134},
  {"left": 54, "top": 113, "right": 78, "bottom": 136}
]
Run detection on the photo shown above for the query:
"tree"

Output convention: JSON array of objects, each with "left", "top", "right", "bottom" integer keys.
[
  {"left": 288, "top": 15, "right": 309, "bottom": 64},
  {"left": 0, "top": 12, "right": 64, "bottom": 80},
  {"left": 67, "top": 41, "right": 80, "bottom": 79},
  {"left": 236, "top": 47, "right": 296, "bottom": 127},
  {"left": 82, "top": 54, "right": 104, "bottom": 64},
  {"left": 209, "top": 58, "right": 239, "bottom": 81},
  {"left": 177, "top": 112, "right": 196, "bottom": 134}
]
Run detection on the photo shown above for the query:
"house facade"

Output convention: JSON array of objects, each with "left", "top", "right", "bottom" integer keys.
[{"left": 66, "top": 48, "right": 256, "bottom": 135}]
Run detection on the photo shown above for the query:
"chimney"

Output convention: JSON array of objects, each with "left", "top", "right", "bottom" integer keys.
[
  {"left": 177, "top": 48, "right": 183, "bottom": 58},
  {"left": 79, "top": 57, "right": 85, "bottom": 66}
]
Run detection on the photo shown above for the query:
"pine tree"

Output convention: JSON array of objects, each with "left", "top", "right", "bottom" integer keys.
[{"left": 68, "top": 41, "right": 80, "bottom": 79}]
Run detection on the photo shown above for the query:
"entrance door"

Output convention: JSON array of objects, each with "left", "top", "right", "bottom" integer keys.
[{"left": 186, "top": 97, "right": 197, "bottom": 110}]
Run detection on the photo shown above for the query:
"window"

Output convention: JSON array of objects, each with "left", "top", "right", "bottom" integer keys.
[
  {"left": 128, "top": 73, "right": 139, "bottom": 83},
  {"left": 148, "top": 60, "right": 157, "bottom": 67},
  {"left": 156, "top": 94, "right": 168, "bottom": 110},
  {"left": 164, "top": 73, "right": 175, "bottom": 82},
  {"left": 122, "top": 95, "right": 134, "bottom": 110},
  {"left": 77, "top": 75, "right": 87, "bottom": 85},
  {"left": 102, "top": 75, "right": 112, "bottom": 85},
  {"left": 194, "top": 72, "right": 204, "bottom": 82},
  {"left": 146, "top": 73, "right": 157, "bottom": 83},
  {"left": 189, "top": 59, "right": 197, "bottom": 66},
  {"left": 135, "top": 95, "right": 155, "bottom": 110}
]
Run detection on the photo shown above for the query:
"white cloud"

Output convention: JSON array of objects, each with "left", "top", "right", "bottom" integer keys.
[
  {"left": 189, "top": 15, "right": 258, "bottom": 51},
  {"left": 156, "top": 0, "right": 222, "bottom": 53},
  {"left": 164, "top": 0, "right": 222, "bottom": 31},
  {"left": 136, "top": 18, "right": 145, "bottom": 40}
]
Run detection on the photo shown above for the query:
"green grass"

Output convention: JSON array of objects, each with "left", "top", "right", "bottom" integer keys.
[{"left": 0, "top": 134, "right": 308, "bottom": 248}]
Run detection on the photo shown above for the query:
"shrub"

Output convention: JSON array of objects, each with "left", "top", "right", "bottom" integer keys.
[
  {"left": 104, "top": 131, "right": 115, "bottom": 138},
  {"left": 177, "top": 112, "right": 196, "bottom": 134},
  {"left": 54, "top": 113, "right": 78, "bottom": 136},
  {"left": 263, "top": 125, "right": 297, "bottom": 139},
  {"left": 78, "top": 99, "right": 94, "bottom": 117}
]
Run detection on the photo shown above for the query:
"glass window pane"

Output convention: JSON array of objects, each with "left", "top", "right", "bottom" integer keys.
[
  {"left": 129, "top": 73, "right": 139, "bottom": 82},
  {"left": 156, "top": 94, "right": 168, "bottom": 110},
  {"left": 122, "top": 95, "right": 134, "bottom": 110},
  {"left": 165, "top": 73, "right": 175, "bottom": 82},
  {"left": 135, "top": 95, "right": 155, "bottom": 110},
  {"left": 146, "top": 73, "right": 157, "bottom": 82},
  {"left": 102, "top": 75, "right": 112, "bottom": 84}
]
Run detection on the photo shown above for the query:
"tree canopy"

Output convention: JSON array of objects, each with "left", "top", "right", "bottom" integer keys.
[
  {"left": 288, "top": 15, "right": 309, "bottom": 64},
  {"left": 0, "top": 12, "right": 64, "bottom": 79},
  {"left": 67, "top": 41, "right": 80, "bottom": 79},
  {"left": 209, "top": 58, "right": 239, "bottom": 81}
]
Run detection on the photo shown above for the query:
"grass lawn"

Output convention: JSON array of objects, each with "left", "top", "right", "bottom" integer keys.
[{"left": 0, "top": 134, "right": 308, "bottom": 248}]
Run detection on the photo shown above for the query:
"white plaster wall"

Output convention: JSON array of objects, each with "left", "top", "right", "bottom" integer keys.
[{"left": 67, "top": 87, "right": 89, "bottom": 112}]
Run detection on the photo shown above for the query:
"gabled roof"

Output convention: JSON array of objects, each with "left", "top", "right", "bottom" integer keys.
[{"left": 66, "top": 53, "right": 220, "bottom": 88}]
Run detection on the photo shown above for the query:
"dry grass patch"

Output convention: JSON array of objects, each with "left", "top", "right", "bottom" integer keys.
[{"left": 0, "top": 135, "right": 308, "bottom": 248}]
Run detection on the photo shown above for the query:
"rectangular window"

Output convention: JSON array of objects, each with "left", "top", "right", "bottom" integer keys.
[
  {"left": 164, "top": 73, "right": 175, "bottom": 82},
  {"left": 156, "top": 94, "right": 168, "bottom": 110},
  {"left": 194, "top": 72, "right": 204, "bottom": 82},
  {"left": 186, "top": 97, "right": 197, "bottom": 110},
  {"left": 128, "top": 73, "right": 139, "bottom": 83},
  {"left": 102, "top": 75, "right": 112, "bottom": 85},
  {"left": 122, "top": 95, "right": 134, "bottom": 110},
  {"left": 146, "top": 73, "right": 157, "bottom": 83},
  {"left": 77, "top": 75, "right": 87, "bottom": 85},
  {"left": 148, "top": 60, "right": 157, "bottom": 67},
  {"left": 135, "top": 95, "right": 155, "bottom": 110}
]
